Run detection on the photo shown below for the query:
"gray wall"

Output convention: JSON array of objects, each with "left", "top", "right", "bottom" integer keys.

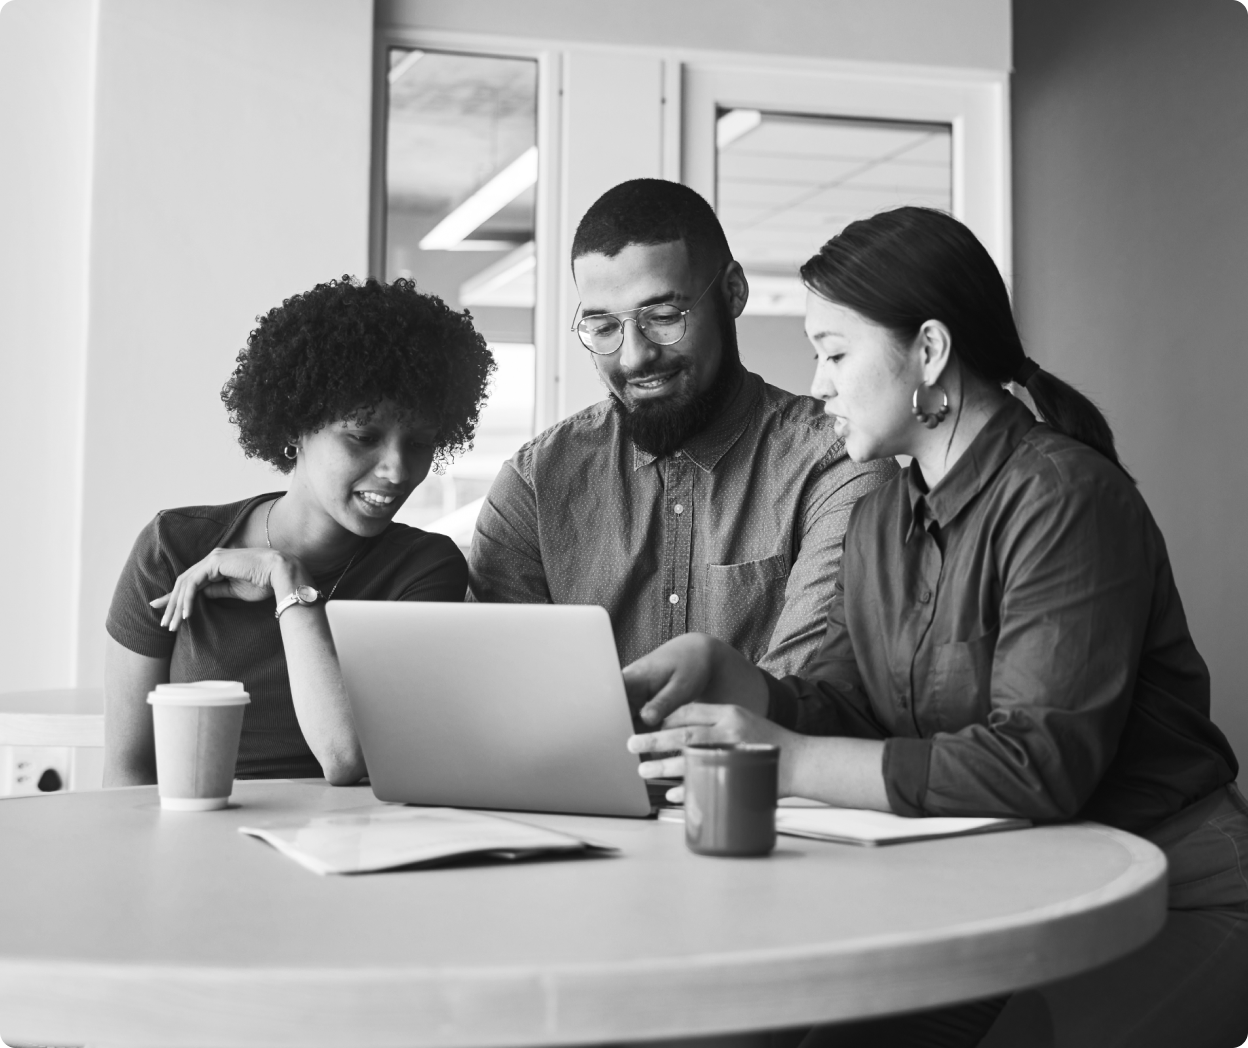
[{"left": 1012, "top": 0, "right": 1248, "bottom": 771}]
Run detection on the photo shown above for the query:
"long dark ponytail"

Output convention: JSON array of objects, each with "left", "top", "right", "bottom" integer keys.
[{"left": 799, "top": 207, "right": 1131, "bottom": 479}]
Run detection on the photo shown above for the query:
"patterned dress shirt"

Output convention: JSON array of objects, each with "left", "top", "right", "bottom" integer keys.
[{"left": 469, "top": 370, "right": 898, "bottom": 675}]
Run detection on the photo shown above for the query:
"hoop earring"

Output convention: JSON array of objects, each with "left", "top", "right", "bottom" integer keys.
[
  {"left": 912, "top": 383, "right": 950, "bottom": 429},
  {"left": 283, "top": 444, "right": 299, "bottom": 460}
]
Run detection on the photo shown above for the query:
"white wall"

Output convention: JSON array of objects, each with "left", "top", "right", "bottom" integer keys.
[
  {"left": 380, "top": 0, "right": 1012, "bottom": 71},
  {"left": 0, "top": 0, "right": 375, "bottom": 691},
  {"left": 0, "top": 0, "right": 96, "bottom": 690}
]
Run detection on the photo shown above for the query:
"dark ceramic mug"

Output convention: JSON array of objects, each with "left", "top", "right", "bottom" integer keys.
[{"left": 683, "top": 743, "right": 779, "bottom": 857}]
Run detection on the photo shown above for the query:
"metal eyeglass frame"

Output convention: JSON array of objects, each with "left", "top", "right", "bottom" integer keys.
[{"left": 570, "top": 266, "right": 727, "bottom": 355}]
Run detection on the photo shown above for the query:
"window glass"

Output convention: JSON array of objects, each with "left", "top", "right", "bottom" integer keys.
[
  {"left": 383, "top": 48, "right": 538, "bottom": 546},
  {"left": 717, "top": 111, "right": 952, "bottom": 396}
]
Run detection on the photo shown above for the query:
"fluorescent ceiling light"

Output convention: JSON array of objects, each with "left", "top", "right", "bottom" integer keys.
[
  {"left": 717, "top": 109, "right": 762, "bottom": 150},
  {"left": 443, "top": 240, "right": 522, "bottom": 252},
  {"left": 459, "top": 241, "right": 536, "bottom": 308},
  {"left": 420, "top": 146, "right": 538, "bottom": 251},
  {"left": 388, "top": 50, "right": 425, "bottom": 85}
]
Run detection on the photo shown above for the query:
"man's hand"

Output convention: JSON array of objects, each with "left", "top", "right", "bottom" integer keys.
[{"left": 622, "top": 632, "right": 770, "bottom": 728}]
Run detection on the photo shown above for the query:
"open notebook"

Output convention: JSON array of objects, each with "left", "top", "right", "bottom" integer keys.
[
  {"left": 774, "top": 804, "right": 1029, "bottom": 846},
  {"left": 240, "top": 806, "right": 617, "bottom": 875},
  {"left": 659, "top": 799, "right": 1028, "bottom": 846}
]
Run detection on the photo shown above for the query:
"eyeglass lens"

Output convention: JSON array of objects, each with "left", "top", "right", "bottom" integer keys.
[{"left": 577, "top": 304, "right": 687, "bottom": 354}]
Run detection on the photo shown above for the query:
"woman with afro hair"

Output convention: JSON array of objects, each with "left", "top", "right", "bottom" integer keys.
[{"left": 103, "top": 277, "right": 494, "bottom": 786}]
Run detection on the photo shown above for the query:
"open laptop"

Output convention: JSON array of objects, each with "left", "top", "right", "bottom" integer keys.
[{"left": 325, "top": 602, "right": 654, "bottom": 818}]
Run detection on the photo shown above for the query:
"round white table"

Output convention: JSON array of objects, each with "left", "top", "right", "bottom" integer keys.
[{"left": 0, "top": 780, "right": 1167, "bottom": 1048}]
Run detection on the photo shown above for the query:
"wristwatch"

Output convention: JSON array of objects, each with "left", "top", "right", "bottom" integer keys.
[{"left": 274, "top": 584, "right": 321, "bottom": 620}]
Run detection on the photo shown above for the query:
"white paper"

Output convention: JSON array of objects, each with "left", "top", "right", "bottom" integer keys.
[
  {"left": 239, "top": 805, "right": 616, "bottom": 875},
  {"left": 775, "top": 805, "right": 1028, "bottom": 846},
  {"left": 658, "top": 801, "right": 1028, "bottom": 846}
]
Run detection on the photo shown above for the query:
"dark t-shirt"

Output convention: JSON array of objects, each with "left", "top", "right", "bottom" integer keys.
[{"left": 106, "top": 492, "right": 467, "bottom": 778}]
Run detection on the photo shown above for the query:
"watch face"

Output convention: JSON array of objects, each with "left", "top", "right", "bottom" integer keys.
[{"left": 295, "top": 585, "right": 319, "bottom": 603}]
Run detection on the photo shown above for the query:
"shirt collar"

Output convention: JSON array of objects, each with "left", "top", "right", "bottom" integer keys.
[
  {"left": 631, "top": 369, "right": 760, "bottom": 473},
  {"left": 906, "top": 395, "right": 1038, "bottom": 535}
]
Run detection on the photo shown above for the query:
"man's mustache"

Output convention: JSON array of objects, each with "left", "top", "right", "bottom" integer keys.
[{"left": 618, "top": 362, "right": 687, "bottom": 385}]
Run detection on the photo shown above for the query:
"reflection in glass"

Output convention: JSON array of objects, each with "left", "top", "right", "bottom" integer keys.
[
  {"left": 717, "top": 111, "right": 952, "bottom": 395},
  {"left": 383, "top": 49, "right": 539, "bottom": 544}
]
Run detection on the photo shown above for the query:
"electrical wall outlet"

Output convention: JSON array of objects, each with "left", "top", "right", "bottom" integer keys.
[{"left": 0, "top": 745, "right": 73, "bottom": 797}]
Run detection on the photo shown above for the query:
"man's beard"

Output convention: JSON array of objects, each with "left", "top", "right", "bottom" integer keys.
[{"left": 615, "top": 294, "right": 743, "bottom": 459}]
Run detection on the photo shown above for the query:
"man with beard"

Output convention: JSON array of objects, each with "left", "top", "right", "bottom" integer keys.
[{"left": 469, "top": 179, "right": 895, "bottom": 680}]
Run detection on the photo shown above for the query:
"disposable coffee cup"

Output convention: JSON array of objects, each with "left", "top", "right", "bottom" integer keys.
[
  {"left": 684, "top": 743, "right": 779, "bottom": 857},
  {"left": 147, "top": 681, "right": 249, "bottom": 811}
]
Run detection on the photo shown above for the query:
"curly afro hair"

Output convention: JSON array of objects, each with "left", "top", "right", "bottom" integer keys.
[{"left": 222, "top": 276, "right": 495, "bottom": 473}]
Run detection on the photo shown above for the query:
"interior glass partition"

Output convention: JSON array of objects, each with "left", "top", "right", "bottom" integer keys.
[
  {"left": 382, "top": 48, "right": 539, "bottom": 545},
  {"left": 716, "top": 111, "right": 952, "bottom": 395}
]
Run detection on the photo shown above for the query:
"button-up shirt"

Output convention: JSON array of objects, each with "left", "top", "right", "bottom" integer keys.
[
  {"left": 766, "top": 397, "right": 1238, "bottom": 834},
  {"left": 469, "top": 371, "right": 897, "bottom": 676}
]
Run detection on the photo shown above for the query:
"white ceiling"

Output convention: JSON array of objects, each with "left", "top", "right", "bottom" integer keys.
[{"left": 719, "top": 112, "right": 952, "bottom": 299}]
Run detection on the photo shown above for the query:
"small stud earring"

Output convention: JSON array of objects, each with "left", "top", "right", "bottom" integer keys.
[{"left": 912, "top": 383, "right": 950, "bottom": 429}]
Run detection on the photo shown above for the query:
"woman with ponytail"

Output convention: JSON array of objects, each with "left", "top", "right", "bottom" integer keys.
[{"left": 624, "top": 208, "right": 1247, "bottom": 1046}]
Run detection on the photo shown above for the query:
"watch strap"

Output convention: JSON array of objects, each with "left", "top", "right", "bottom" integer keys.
[{"left": 274, "top": 585, "right": 322, "bottom": 620}]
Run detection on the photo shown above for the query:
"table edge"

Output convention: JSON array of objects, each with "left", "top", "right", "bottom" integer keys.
[{"left": 0, "top": 823, "right": 1168, "bottom": 1047}]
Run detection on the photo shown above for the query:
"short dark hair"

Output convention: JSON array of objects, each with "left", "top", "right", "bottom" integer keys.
[
  {"left": 800, "top": 207, "right": 1129, "bottom": 478},
  {"left": 571, "top": 178, "right": 731, "bottom": 273},
  {"left": 221, "top": 276, "right": 495, "bottom": 473}
]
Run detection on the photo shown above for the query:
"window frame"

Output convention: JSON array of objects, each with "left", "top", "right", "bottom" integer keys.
[
  {"left": 370, "top": 25, "right": 1012, "bottom": 429},
  {"left": 682, "top": 58, "right": 1011, "bottom": 284},
  {"left": 369, "top": 27, "right": 565, "bottom": 429}
]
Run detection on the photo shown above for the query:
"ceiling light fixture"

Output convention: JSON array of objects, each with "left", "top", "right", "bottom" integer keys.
[
  {"left": 388, "top": 50, "right": 425, "bottom": 85},
  {"left": 420, "top": 146, "right": 538, "bottom": 251},
  {"left": 717, "top": 109, "right": 762, "bottom": 150},
  {"left": 459, "top": 241, "right": 536, "bottom": 308}
]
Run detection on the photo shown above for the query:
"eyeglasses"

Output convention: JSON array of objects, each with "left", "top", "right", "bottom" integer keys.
[{"left": 571, "top": 268, "right": 725, "bottom": 355}]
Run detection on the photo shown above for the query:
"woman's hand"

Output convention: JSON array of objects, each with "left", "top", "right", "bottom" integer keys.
[
  {"left": 627, "top": 701, "right": 799, "bottom": 802},
  {"left": 622, "top": 633, "right": 777, "bottom": 802},
  {"left": 151, "top": 547, "right": 306, "bottom": 631},
  {"left": 622, "top": 632, "right": 770, "bottom": 727}
]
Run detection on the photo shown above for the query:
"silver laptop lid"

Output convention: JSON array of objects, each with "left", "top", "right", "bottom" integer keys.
[{"left": 326, "top": 602, "right": 652, "bottom": 818}]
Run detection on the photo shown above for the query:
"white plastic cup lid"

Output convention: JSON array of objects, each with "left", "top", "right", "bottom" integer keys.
[{"left": 147, "top": 681, "right": 250, "bottom": 707}]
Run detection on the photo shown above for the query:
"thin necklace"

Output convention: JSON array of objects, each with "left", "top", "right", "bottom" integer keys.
[{"left": 265, "top": 495, "right": 362, "bottom": 601}]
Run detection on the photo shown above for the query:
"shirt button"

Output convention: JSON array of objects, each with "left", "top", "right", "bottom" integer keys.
[
  {"left": 919, "top": 590, "right": 932, "bottom": 603},
  {"left": 673, "top": 503, "right": 684, "bottom": 515},
  {"left": 669, "top": 593, "right": 680, "bottom": 605}
]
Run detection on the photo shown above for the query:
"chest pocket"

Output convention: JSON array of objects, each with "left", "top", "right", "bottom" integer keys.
[
  {"left": 928, "top": 628, "right": 999, "bottom": 733},
  {"left": 700, "top": 553, "right": 790, "bottom": 660}
]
